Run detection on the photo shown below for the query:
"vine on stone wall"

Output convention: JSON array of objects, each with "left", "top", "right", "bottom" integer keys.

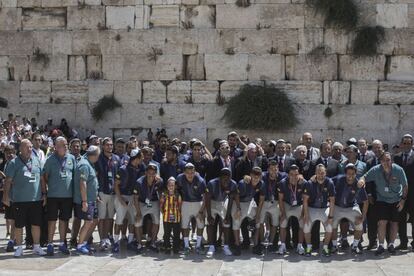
[{"left": 91, "top": 95, "right": 122, "bottom": 121}]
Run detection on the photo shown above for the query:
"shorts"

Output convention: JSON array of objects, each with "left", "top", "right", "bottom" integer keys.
[
  {"left": 74, "top": 202, "right": 98, "bottom": 221},
  {"left": 13, "top": 201, "right": 43, "bottom": 228},
  {"left": 47, "top": 197, "right": 73, "bottom": 221},
  {"left": 114, "top": 195, "right": 135, "bottom": 225},
  {"left": 181, "top": 201, "right": 205, "bottom": 229},
  {"left": 332, "top": 205, "right": 363, "bottom": 231},
  {"left": 231, "top": 200, "right": 257, "bottom": 230},
  {"left": 134, "top": 201, "right": 160, "bottom": 227},
  {"left": 5, "top": 203, "right": 15, "bottom": 220},
  {"left": 280, "top": 203, "right": 303, "bottom": 228},
  {"left": 259, "top": 201, "right": 280, "bottom": 226},
  {"left": 97, "top": 192, "right": 116, "bottom": 219},
  {"left": 303, "top": 207, "right": 332, "bottom": 233},
  {"left": 209, "top": 200, "right": 230, "bottom": 228},
  {"left": 375, "top": 201, "right": 400, "bottom": 222}
]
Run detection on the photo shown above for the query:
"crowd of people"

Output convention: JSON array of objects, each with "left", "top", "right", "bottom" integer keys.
[{"left": 0, "top": 113, "right": 412, "bottom": 259}]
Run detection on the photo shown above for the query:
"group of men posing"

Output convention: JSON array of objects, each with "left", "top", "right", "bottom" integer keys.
[{"left": 1, "top": 131, "right": 412, "bottom": 258}]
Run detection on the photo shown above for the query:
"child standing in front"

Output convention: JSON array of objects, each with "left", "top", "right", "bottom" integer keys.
[{"left": 160, "top": 177, "right": 182, "bottom": 254}]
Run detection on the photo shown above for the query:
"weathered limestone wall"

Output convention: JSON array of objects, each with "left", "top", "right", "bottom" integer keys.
[{"left": 1, "top": 0, "right": 414, "bottom": 145}]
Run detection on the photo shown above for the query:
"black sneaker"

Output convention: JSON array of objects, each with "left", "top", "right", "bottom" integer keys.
[
  {"left": 351, "top": 246, "right": 363, "bottom": 255},
  {"left": 149, "top": 244, "right": 159, "bottom": 253},
  {"left": 252, "top": 245, "right": 263, "bottom": 256},
  {"left": 268, "top": 244, "right": 278, "bottom": 253},
  {"left": 367, "top": 241, "right": 377, "bottom": 250},
  {"left": 241, "top": 241, "right": 250, "bottom": 250},
  {"left": 165, "top": 248, "right": 171, "bottom": 255},
  {"left": 388, "top": 244, "right": 396, "bottom": 255},
  {"left": 233, "top": 245, "right": 241, "bottom": 256},
  {"left": 395, "top": 244, "right": 407, "bottom": 250},
  {"left": 375, "top": 245, "right": 385, "bottom": 256},
  {"left": 70, "top": 238, "right": 77, "bottom": 248},
  {"left": 341, "top": 239, "right": 350, "bottom": 249}
]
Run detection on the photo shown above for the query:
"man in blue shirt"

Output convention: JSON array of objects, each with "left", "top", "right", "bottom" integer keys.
[
  {"left": 160, "top": 146, "right": 186, "bottom": 184},
  {"left": 358, "top": 151, "right": 408, "bottom": 255},
  {"left": 232, "top": 167, "right": 263, "bottom": 256},
  {"left": 2, "top": 139, "right": 46, "bottom": 257},
  {"left": 95, "top": 137, "right": 121, "bottom": 250},
  {"left": 112, "top": 149, "right": 145, "bottom": 253},
  {"left": 73, "top": 146, "right": 100, "bottom": 255},
  {"left": 176, "top": 163, "right": 207, "bottom": 255},
  {"left": 303, "top": 164, "right": 336, "bottom": 257},
  {"left": 206, "top": 168, "right": 237, "bottom": 257},
  {"left": 278, "top": 165, "right": 306, "bottom": 255},
  {"left": 41, "top": 136, "right": 76, "bottom": 256},
  {"left": 331, "top": 164, "right": 368, "bottom": 254},
  {"left": 133, "top": 164, "right": 163, "bottom": 253}
]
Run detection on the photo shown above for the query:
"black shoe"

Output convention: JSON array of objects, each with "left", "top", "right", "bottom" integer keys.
[
  {"left": 395, "top": 244, "right": 407, "bottom": 250},
  {"left": 87, "top": 236, "right": 93, "bottom": 245},
  {"left": 252, "top": 245, "right": 263, "bottom": 256},
  {"left": 358, "top": 241, "right": 363, "bottom": 251},
  {"left": 149, "top": 244, "right": 159, "bottom": 253},
  {"left": 375, "top": 245, "right": 385, "bottom": 256},
  {"left": 352, "top": 246, "right": 363, "bottom": 255},
  {"left": 341, "top": 239, "right": 350, "bottom": 249},
  {"left": 70, "top": 238, "right": 77, "bottom": 248},
  {"left": 388, "top": 244, "right": 396, "bottom": 255},
  {"left": 165, "top": 248, "right": 171, "bottom": 255},
  {"left": 367, "top": 241, "right": 377, "bottom": 250},
  {"left": 233, "top": 245, "right": 241, "bottom": 256},
  {"left": 268, "top": 244, "right": 278, "bottom": 253},
  {"left": 286, "top": 243, "right": 293, "bottom": 250},
  {"left": 26, "top": 243, "right": 33, "bottom": 250},
  {"left": 241, "top": 241, "right": 250, "bottom": 250}
]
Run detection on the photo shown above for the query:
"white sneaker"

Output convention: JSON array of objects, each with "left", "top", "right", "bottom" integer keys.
[
  {"left": 278, "top": 244, "right": 286, "bottom": 255},
  {"left": 206, "top": 245, "right": 215, "bottom": 258},
  {"left": 223, "top": 246, "right": 232, "bottom": 256},
  {"left": 33, "top": 246, "right": 47, "bottom": 256},
  {"left": 297, "top": 245, "right": 305, "bottom": 255},
  {"left": 14, "top": 246, "right": 23, "bottom": 257},
  {"left": 192, "top": 233, "right": 197, "bottom": 241}
]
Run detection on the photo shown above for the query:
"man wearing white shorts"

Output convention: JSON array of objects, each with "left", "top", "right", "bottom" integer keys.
[
  {"left": 331, "top": 163, "right": 368, "bottom": 254},
  {"left": 176, "top": 163, "right": 207, "bottom": 255},
  {"left": 133, "top": 164, "right": 163, "bottom": 253},
  {"left": 206, "top": 168, "right": 237, "bottom": 257},
  {"left": 278, "top": 164, "right": 306, "bottom": 255},
  {"left": 303, "top": 164, "right": 336, "bottom": 257},
  {"left": 232, "top": 167, "right": 263, "bottom": 256}
]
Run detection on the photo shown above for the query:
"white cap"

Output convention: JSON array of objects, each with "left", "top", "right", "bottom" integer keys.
[{"left": 247, "top": 143, "right": 257, "bottom": 151}]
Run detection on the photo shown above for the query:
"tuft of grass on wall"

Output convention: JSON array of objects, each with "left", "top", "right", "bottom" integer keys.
[
  {"left": 91, "top": 95, "right": 122, "bottom": 121},
  {"left": 352, "top": 26, "right": 385, "bottom": 56},
  {"left": 223, "top": 84, "right": 298, "bottom": 130}
]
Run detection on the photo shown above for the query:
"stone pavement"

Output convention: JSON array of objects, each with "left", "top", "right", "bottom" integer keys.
[{"left": 0, "top": 217, "right": 413, "bottom": 276}]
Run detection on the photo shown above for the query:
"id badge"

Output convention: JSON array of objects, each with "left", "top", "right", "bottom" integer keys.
[
  {"left": 108, "top": 171, "right": 113, "bottom": 178},
  {"left": 145, "top": 198, "right": 150, "bottom": 204},
  {"left": 24, "top": 171, "right": 32, "bottom": 178},
  {"left": 60, "top": 171, "right": 67, "bottom": 178},
  {"left": 292, "top": 200, "right": 298, "bottom": 206},
  {"left": 271, "top": 195, "right": 275, "bottom": 203},
  {"left": 384, "top": 187, "right": 389, "bottom": 192},
  {"left": 29, "top": 174, "right": 36, "bottom": 183},
  {"left": 169, "top": 214, "right": 175, "bottom": 222}
]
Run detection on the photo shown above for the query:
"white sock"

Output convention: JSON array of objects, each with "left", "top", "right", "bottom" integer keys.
[
  {"left": 128, "top": 234, "right": 134, "bottom": 243},
  {"left": 307, "top": 244, "right": 312, "bottom": 249},
  {"left": 352, "top": 239, "right": 359, "bottom": 247},
  {"left": 114, "top": 235, "right": 120, "bottom": 243},
  {"left": 196, "top": 236, "right": 202, "bottom": 248},
  {"left": 137, "top": 243, "right": 142, "bottom": 249},
  {"left": 184, "top": 237, "right": 189, "bottom": 248},
  {"left": 224, "top": 244, "right": 229, "bottom": 249},
  {"left": 332, "top": 240, "right": 338, "bottom": 246},
  {"left": 323, "top": 244, "right": 328, "bottom": 250},
  {"left": 388, "top": 242, "right": 394, "bottom": 247},
  {"left": 297, "top": 243, "right": 304, "bottom": 249},
  {"left": 379, "top": 243, "right": 384, "bottom": 247},
  {"left": 280, "top": 242, "right": 286, "bottom": 247},
  {"left": 33, "top": 244, "right": 41, "bottom": 249},
  {"left": 59, "top": 241, "right": 64, "bottom": 246}
]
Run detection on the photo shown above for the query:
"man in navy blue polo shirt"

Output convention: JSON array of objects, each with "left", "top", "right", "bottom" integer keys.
[
  {"left": 206, "top": 168, "right": 237, "bottom": 257},
  {"left": 160, "top": 146, "right": 186, "bottom": 184},
  {"left": 133, "top": 164, "right": 163, "bottom": 253},
  {"left": 95, "top": 137, "right": 121, "bottom": 250},
  {"left": 176, "top": 163, "right": 207, "bottom": 255},
  {"left": 112, "top": 149, "right": 145, "bottom": 253},
  {"left": 331, "top": 163, "right": 368, "bottom": 254},
  {"left": 278, "top": 164, "right": 306, "bottom": 255},
  {"left": 303, "top": 164, "right": 336, "bottom": 257}
]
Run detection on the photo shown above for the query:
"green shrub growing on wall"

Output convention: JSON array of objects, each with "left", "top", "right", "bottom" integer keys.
[
  {"left": 224, "top": 84, "right": 298, "bottom": 130},
  {"left": 91, "top": 95, "right": 122, "bottom": 121},
  {"left": 353, "top": 26, "right": 385, "bottom": 56}
]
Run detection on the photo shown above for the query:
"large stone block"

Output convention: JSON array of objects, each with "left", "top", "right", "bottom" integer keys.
[
  {"left": 135, "top": 5, "right": 150, "bottom": 29},
  {"left": 324, "top": 29, "right": 353, "bottom": 55},
  {"left": 379, "top": 29, "right": 414, "bottom": 55},
  {"left": 17, "top": 0, "right": 41, "bottom": 7},
  {"left": 150, "top": 5, "right": 180, "bottom": 27},
  {"left": 22, "top": 7, "right": 66, "bottom": 30},
  {"left": 167, "top": 81, "right": 191, "bottom": 103},
  {"left": 114, "top": 81, "right": 141, "bottom": 104},
  {"left": 1, "top": 0, "right": 17, "bottom": 7},
  {"left": 0, "top": 57, "right": 8, "bottom": 80},
  {"left": 20, "top": 81, "right": 51, "bottom": 104},
  {"left": 350, "top": 81, "right": 378, "bottom": 105},
  {"left": 6, "top": 56, "right": 29, "bottom": 81},
  {"left": 185, "top": 54, "right": 204, "bottom": 80},
  {"left": 219, "top": 80, "right": 264, "bottom": 99},
  {"left": 0, "top": 31, "right": 33, "bottom": 55},
  {"left": 266, "top": 81, "right": 322, "bottom": 104},
  {"left": 142, "top": 81, "right": 167, "bottom": 103},
  {"left": 29, "top": 54, "right": 68, "bottom": 81},
  {"left": 0, "top": 81, "right": 19, "bottom": 105},
  {"left": 247, "top": 54, "right": 284, "bottom": 81},
  {"left": 86, "top": 55, "right": 102, "bottom": 79},
  {"left": 51, "top": 81, "right": 88, "bottom": 104},
  {"left": 191, "top": 81, "right": 219, "bottom": 104},
  {"left": 298, "top": 28, "right": 323, "bottom": 54},
  {"left": 339, "top": 55, "right": 386, "bottom": 81},
  {"left": 41, "top": 0, "right": 78, "bottom": 7},
  {"left": 67, "top": 6, "right": 105, "bottom": 30},
  {"left": 216, "top": 4, "right": 259, "bottom": 29},
  {"left": 88, "top": 80, "right": 114, "bottom": 104},
  {"left": 377, "top": 4, "right": 408, "bottom": 28},
  {"left": 106, "top": 6, "right": 135, "bottom": 29},
  {"left": 387, "top": 55, "right": 414, "bottom": 81},
  {"left": 323, "top": 81, "right": 350, "bottom": 105},
  {"left": 180, "top": 5, "right": 215, "bottom": 29},
  {"left": 205, "top": 54, "right": 249, "bottom": 80},
  {"left": 68, "top": 55, "right": 86, "bottom": 80},
  {"left": 71, "top": 31, "right": 101, "bottom": 55},
  {"left": 0, "top": 7, "right": 22, "bottom": 30},
  {"left": 286, "top": 54, "right": 337, "bottom": 81},
  {"left": 379, "top": 81, "right": 414, "bottom": 105}
]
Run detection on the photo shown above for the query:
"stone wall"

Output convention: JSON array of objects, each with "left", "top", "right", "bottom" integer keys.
[{"left": 1, "top": 0, "right": 414, "bottom": 145}]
